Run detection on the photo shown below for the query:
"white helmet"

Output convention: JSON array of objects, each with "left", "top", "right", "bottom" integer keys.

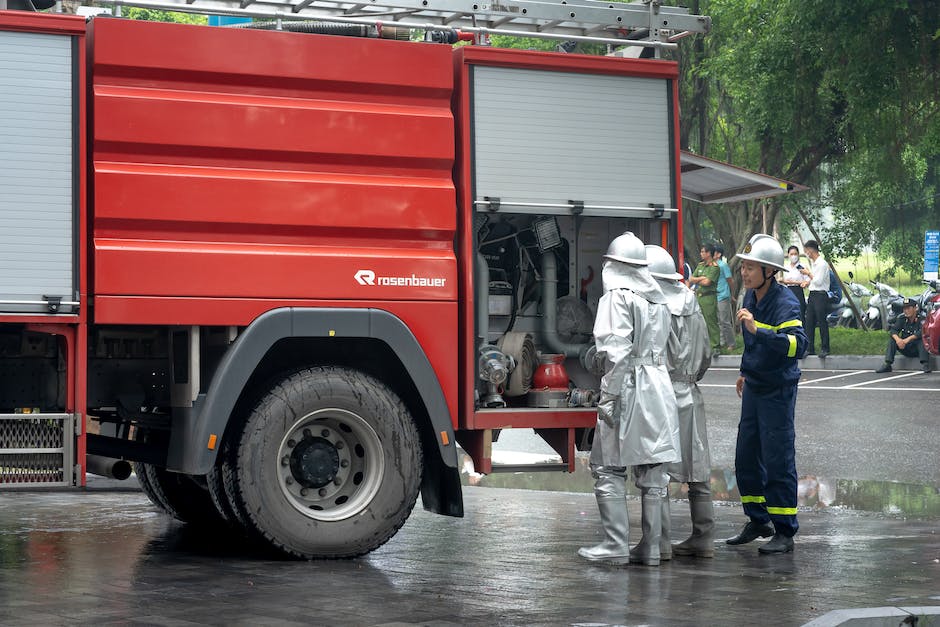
[
  {"left": 644, "top": 245, "right": 683, "bottom": 280},
  {"left": 604, "top": 232, "right": 648, "bottom": 266},
  {"left": 734, "top": 234, "right": 786, "bottom": 271}
]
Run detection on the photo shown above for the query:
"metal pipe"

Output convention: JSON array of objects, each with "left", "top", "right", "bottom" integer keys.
[
  {"left": 109, "top": 0, "right": 681, "bottom": 48},
  {"left": 85, "top": 454, "right": 132, "bottom": 481},
  {"left": 540, "top": 253, "right": 590, "bottom": 358},
  {"left": 475, "top": 252, "right": 490, "bottom": 346}
]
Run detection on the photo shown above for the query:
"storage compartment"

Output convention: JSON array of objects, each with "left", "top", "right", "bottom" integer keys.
[
  {"left": 471, "top": 65, "right": 676, "bottom": 217},
  {"left": 0, "top": 29, "right": 78, "bottom": 314}
]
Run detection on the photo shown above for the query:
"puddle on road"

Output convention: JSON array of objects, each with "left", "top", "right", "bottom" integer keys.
[{"left": 460, "top": 453, "right": 940, "bottom": 518}]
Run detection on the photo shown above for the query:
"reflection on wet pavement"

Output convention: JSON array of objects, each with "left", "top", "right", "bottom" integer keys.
[
  {"left": 1, "top": 485, "right": 939, "bottom": 627},
  {"left": 461, "top": 453, "right": 940, "bottom": 518}
]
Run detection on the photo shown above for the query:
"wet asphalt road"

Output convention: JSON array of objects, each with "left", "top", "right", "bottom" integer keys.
[
  {"left": 495, "top": 364, "right": 940, "bottom": 488},
  {"left": 1, "top": 366, "right": 939, "bottom": 626},
  {"left": 1, "top": 484, "right": 939, "bottom": 627},
  {"left": 702, "top": 364, "right": 940, "bottom": 488}
]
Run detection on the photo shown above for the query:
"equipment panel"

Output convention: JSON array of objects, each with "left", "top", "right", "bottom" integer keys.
[
  {"left": 472, "top": 65, "right": 674, "bottom": 217},
  {"left": 0, "top": 27, "right": 78, "bottom": 314}
]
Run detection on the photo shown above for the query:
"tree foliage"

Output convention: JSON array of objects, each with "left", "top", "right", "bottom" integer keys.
[
  {"left": 678, "top": 0, "right": 940, "bottom": 277},
  {"left": 122, "top": 7, "right": 207, "bottom": 24}
]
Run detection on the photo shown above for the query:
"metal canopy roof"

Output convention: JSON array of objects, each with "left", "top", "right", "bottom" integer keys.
[{"left": 680, "top": 151, "right": 808, "bottom": 204}]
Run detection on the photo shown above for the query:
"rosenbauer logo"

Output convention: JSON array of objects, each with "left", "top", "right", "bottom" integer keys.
[{"left": 354, "top": 269, "right": 447, "bottom": 288}]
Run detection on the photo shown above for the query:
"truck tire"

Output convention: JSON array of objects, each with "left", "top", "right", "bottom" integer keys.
[
  {"left": 211, "top": 439, "right": 251, "bottom": 529},
  {"left": 141, "top": 464, "right": 226, "bottom": 526},
  {"left": 206, "top": 464, "right": 236, "bottom": 525},
  {"left": 230, "top": 366, "right": 423, "bottom": 559},
  {"left": 133, "top": 460, "right": 164, "bottom": 510}
]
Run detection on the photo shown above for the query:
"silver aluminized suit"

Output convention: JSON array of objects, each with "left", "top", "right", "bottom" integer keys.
[
  {"left": 660, "top": 279, "right": 712, "bottom": 483},
  {"left": 579, "top": 244, "right": 680, "bottom": 566},
  {"left": 590, "top": 261, "right": 680, "bottom": 468}
]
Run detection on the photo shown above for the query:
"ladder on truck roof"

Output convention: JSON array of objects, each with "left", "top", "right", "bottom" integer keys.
[{"left": 109, "top": 0, "right": 710, "bottom": 49}]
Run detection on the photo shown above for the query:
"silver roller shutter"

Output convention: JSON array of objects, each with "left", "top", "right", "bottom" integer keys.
[
  {"left": 471, "top": 66, "right": 675, "bottom": 217},
  {"left": 0, "top": 30, "right": 76, "bottom": 314}
]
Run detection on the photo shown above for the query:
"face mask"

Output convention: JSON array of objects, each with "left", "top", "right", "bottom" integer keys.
[{"left": 790, "top": 255, "right": 799, "bottom": 263}]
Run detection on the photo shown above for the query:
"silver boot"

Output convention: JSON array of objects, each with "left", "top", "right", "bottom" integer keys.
[
  {"left": 629, "top": 491, "right": 664, "bottom": 566},
  {"left": 578, "top": 496, "right": 631, "bottom": 562},
  {"left": 673, "top": 482, "right": 715, "bottom": 558},
  {"left": 660, "top": 495, "right": 672, "bottom": 561}
]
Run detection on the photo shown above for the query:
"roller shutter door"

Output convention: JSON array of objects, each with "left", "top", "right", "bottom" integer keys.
[
  {"left": 472, "top": 66, "right": 675, "bottom": 217},
  {"left": 0, "top": 30, "right": 75, "bottom": 314}
]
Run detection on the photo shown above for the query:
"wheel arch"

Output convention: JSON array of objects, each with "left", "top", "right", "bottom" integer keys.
[{"left": 167, "top": 307, "right": 462, "bottom": 517}]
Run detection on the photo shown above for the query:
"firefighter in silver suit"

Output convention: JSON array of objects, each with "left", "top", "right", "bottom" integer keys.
[
  {"left": 578, "top": 232, "right": 680, "bottom": 567},
  {"left": 646, "top": 245, "right": 715, "bottom": 559}
]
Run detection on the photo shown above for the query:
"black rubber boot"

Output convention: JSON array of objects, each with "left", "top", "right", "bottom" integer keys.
[
  {"left": 758, "top": 533, "right": 794, "bottom": 554},
  {"left": 725, "top": 520, "right": 774, "bottom": 545}
]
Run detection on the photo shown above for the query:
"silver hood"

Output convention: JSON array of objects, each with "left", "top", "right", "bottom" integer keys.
[
  {"left": 602, "top": 260, "right": 666, "bottom": 304},
  {"left": 656, "top": 278, "right": 698, "bottom": 316}
]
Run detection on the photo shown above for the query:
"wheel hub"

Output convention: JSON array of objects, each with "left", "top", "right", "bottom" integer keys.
[
  {"left": 289, "top": 437, "right": 339, "bottom": 488},
  {"left": 277, "top": 409, "right": 385, "bottom": 522}
]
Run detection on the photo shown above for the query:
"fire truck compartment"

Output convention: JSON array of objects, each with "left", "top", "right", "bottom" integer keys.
[{"left": 0, "top": 28, "right": 78, "bottom": 315}]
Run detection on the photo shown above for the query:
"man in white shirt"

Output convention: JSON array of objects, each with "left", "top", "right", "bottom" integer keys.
[{"left": 802, "top": 240, "right": 830, "bottom": 357}]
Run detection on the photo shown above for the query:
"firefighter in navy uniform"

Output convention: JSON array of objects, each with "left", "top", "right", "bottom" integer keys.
[{"left": 726, "top": 234, "right": 808, "bottom": 554}]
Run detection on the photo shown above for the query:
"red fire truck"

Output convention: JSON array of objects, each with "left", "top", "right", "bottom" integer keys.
[{"left": 0, "top": 0, "right": 712, "bottom": 558}]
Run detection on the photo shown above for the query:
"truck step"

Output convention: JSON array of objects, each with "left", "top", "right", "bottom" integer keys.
[{"left": 489, "top": 462, "right": 569, "bottom": 473}]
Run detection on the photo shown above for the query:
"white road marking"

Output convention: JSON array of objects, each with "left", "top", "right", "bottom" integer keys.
[
  {"left": 844, "top": 371, "right": 922, "bottom": 388},
  {"left": 801, "top": 370, "right": 867, "bottom": 384},
  {"left": 699, "top": 377, "right": 939, "bottom": 393}
]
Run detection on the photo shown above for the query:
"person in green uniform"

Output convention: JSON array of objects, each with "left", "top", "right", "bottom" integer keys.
[{"left": 688, "top": 243, "right": 721, "bottom": 353}]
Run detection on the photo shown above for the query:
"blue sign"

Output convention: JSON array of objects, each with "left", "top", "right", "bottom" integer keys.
[
  {"left": 925, "top": 230, "right": 940, "bottom": 280},
  {"left": 208, "top": 15, "right": 253, "bottom": 26}
]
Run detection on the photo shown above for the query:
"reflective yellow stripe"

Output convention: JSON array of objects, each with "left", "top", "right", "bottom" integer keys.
[
  {"left": 741, "top": 495, "right": 766, "bottom": 504},
  {"left": 767, "top": 506, "right": 798, "bottom": 515},
  {"left": 754, "top": 318, "right": 803, "bottom": 332},
  {"left": 786, "top": 335, "right": 797, "bottom": 357}
]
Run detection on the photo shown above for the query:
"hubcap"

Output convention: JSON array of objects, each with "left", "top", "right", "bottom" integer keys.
[
  {"left": 277, "top": 408, "right": 384, "bottom": 522},
  {"left": 289, "top": 437, "right": 339, "bottom": 489}
]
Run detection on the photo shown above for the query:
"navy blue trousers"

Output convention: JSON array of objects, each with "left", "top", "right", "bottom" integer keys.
[{"left": 735, "top": 381, "right": 799, "bottom": 537}]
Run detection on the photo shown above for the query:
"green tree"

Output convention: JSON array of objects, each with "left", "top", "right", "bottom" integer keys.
[
  {"left": 122, "top": 6, "right": 207, "bottom": 24},
  {"left": 678, "top": 0, "right": 940, "bottom": 278}
]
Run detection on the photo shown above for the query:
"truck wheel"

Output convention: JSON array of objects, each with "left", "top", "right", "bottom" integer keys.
[
  {"left": 206, "top": 464, "right": 236, "bottom": 525},
  {"left": 142, "top": 464, "right": 226, "bottom": 526},
  {"left": 133, "top": 460, "right": 165, "bottom": 511},
  {"left": 231, "top": 367, "right": 422, "bottom": 559},
  {"left": 213, "top": 438, "right": 252, "bottom": 529}
]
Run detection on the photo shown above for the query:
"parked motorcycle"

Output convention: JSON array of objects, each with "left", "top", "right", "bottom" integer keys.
[
  {"left": 918, "top": 279, "right": 940, "bottom": 356},
  {"left": 865, "top": 280, "right": 903, "bottom": 331},
  {"left": 827, "top": 272, "right": 872, "bottom": 327}
]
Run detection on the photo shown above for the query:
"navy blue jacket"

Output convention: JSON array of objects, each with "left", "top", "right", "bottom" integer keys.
[{"left": 739, "top": 278, "right": 807, "bottom": 388}]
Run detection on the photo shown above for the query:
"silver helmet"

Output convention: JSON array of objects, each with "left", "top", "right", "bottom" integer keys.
[
  {"left": 603, "top": 232, "right": 648, "bottom": 266},
  {"left": 644, "top": 245, "right": 683, "bottom": 280},
  {"left": 734, "top": 234, "right": 786, "bottom": 271}
]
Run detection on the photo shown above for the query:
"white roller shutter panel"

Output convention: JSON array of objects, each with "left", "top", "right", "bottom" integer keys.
[
  {"left": 472, "top": 66, "right": 675, "bottom": 216},
  {"left": 0, "top": 30, "right": 75, "bottom": 314}
]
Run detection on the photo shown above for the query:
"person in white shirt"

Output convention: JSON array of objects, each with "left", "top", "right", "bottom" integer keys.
[
  {"left": 779, "top": 245, "right": 808, "bottom": 323},
  {"left": 802, "top": 240, "right": 830, "bottom": 357}
]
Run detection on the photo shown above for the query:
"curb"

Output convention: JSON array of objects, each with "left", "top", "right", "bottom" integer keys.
[{"left": 802, "top": 606, "right": 940, "bottom": 627}]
